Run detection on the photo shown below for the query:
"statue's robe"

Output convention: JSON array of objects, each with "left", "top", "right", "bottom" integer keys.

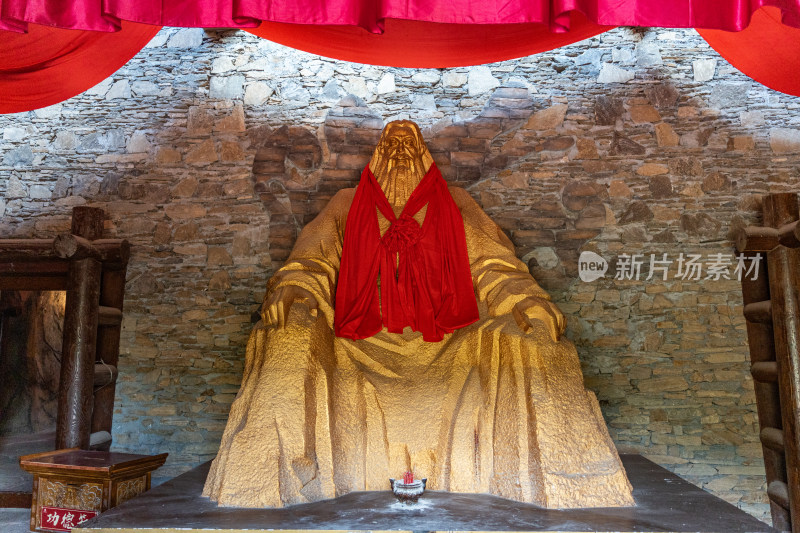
[{"left": 203, "top": 182, "right": 634, "bottom": 509}]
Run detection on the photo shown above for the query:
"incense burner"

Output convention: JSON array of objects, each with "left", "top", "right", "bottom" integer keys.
[{"left": 389, "top": 473, "right": 427, "bottom": 504}]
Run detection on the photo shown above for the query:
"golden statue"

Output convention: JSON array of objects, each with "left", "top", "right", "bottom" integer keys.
[{"left": 203, "top": 120, "right": 634, "bottom": 509}]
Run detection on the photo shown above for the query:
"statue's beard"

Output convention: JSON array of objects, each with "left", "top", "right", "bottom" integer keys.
[{"left": 374, "top": 156, "right": 426, "bottom": 208}]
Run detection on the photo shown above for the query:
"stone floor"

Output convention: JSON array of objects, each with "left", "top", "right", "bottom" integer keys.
[
  {"left": 0, "top": 431, "right": 53, "bottom": 494},
  {"left": 1, "top": 431, "right": 53, "bottom": 532},
  {"left": 79, "top": 455, "right": 774, "bottom": 533},
  {"left": 0, "top": 507, "right": 31, "bottom": 533}
]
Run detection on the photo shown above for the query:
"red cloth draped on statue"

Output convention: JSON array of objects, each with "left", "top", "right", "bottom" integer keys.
[{"left": 335, "top": 164, "right": 479, "bottom": 342}]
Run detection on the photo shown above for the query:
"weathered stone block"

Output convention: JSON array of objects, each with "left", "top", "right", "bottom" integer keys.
[
  {"left": 215, "top": 105, "right": 245, "bottom": 132},
  {"left": 637, "top": 163, "right": 669, "bottom": 176},
  {"left": 166, "top": 28, "right": 204, "bottom": 48},
  {"left": 185, "top": 139, "right": 218, "bottom": 165},
  {"left": 210, "top": 75, "right": 245, "bottom": 100},
  {"left": 645, "top": 83, "right": 679, "bottom": 108},
  {"left": 208, "top": 247, "right": 233, "bottom": 266},
  {"left": 562, "top": 181, "right": 606, "bottom": 211},
  {"left": 525, "top": 103, "right": 568, "bottom": 131},
  {"left": 467, "top": 66, "right": 500, "bottom": 96},
  {"left": 597, "top": 63, "right": 634, "bottom": 83},
  {"left": 2, "top": 145, "right": 33, "bottom": 167},
  {"left": 655, "top": 123, "right": 679, "bottom": 147},
  {"left": 609, "top": 133, "right": 646, "bottom": 155},
  {"left": 693, "top": 59, "right": 717, "bottom": 82},
  {"left": 164, "top": 203, "right": 207, "bottom": 221},
  {"left": 630, "top": 104, "right": 661, "bottom": 123},
  {"left": 539, "top": 136, "right": 575, "bottom": 152},
  {"left": 649, "top": 175, "right": 673, "bottom": 199},
  {"left": 769, "top": 128, "right": 800, "bottom": 153},
  {"left": 619, "top": 201, "right": 654, "bottom": 224}
]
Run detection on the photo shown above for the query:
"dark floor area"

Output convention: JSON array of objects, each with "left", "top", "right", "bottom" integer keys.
[
  {"left": 0, "top": 431, "right": 53, "bottom": 507},
  {"left": 78, "top": 454, "right": 774, "bottom": 532},
  {"left": 0, "top": 507, "right": 31, "bottom": 533}
]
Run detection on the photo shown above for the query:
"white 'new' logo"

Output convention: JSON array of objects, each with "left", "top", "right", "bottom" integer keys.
[{"left": 578, "top": 251, "right": 608, "bottom": 282}]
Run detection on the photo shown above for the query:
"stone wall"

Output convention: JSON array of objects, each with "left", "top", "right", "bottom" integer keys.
[{"left": 2, "top": 25, "right": 800, "bottom": 522}]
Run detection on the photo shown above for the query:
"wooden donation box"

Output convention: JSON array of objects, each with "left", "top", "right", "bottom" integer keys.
[{"left": 19, "top": 449, "right": 168, "bottom": 532}]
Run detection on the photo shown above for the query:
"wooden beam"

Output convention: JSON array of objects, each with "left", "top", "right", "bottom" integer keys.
[
  {"left": 737, "top": 226, "right": 779, "bottom": 253},
  {"left": 781, "top": 221, "right": 800, "bottom": 249},
  {"left": 0, "top": 239, "right": 57, "bottom": 259},
  {"left": 770, "top": 480, "right": 792, "bottom": 511},
  {"left": 0, "top": 492, "right": 32, "bottom": 509},
  {"left": 97, "top": 305, "right": 123, "bottom": 326},
  {"left": 94, "top": 363, "right": 118, "bottom": 389},
  {"left": 0, "top": 236, "right": 127, "bottom": 264},
  {"left": 744, "top": 300, "right": 773, "bottom": 324},
  {"left": 737, "top": 221, "right": 800, "bottom": 253},
  {"left": 0, "top": 259, "right": 69, "bottom": 275},
  {"left": 53, "top": 234, "right": 130, "bottom": 264},
  {"left": 761, "top": 427, "right": 786, "bottom": 453},
  {"left": 71, "top": 206, "right": 105, "bottom": 241},
  {"left": 0, "top": 275, "right": 67, "bottom": 291},
  {"left": 752, "top": 361, "right": 779, "bottom": 383}
]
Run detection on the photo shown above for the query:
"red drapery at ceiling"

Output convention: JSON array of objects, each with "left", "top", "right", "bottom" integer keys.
[
  {"left": 2, "top": 1, "right": 800, "bottom": 34},
  {"left": 0, "top": 22, "right": 161, "bottom": 113},
  {"left": 245, "top": 13, "right": 609, "bottom": 68},
  {"left": 698, "top": 6, "right": 800, "bottom": 97},
  {"left": 1, "top": 1, "right": 800, "bottom": 114}
]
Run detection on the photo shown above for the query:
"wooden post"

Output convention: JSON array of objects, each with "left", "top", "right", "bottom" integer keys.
[
  {"left": 56, "top": 207, "right": 105, "bottom": 450},
  {"left": 91, "top": 268, "right": 127, "bottom": 446},
  {"left": 763, "top": 193, "right": 800, "bottom": 532},
  {"left": 70, "top": 206, "right": 105, "bottom": 241}
]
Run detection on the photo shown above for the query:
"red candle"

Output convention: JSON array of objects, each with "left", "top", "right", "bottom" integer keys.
[{"left": 403, "top": 471, "right": 413, "bottom": 484}]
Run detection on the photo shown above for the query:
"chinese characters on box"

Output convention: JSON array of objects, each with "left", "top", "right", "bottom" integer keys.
[{"left": 40, "top": 506, "right": 97, "bottom": 532}]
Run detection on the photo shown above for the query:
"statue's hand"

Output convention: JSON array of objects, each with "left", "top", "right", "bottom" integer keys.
[
  {"left": 264, "top": 285, "right": 319, "bottom": 328},
  {"left": 512, "top": 296, "right": 566, "bottom": 342}
]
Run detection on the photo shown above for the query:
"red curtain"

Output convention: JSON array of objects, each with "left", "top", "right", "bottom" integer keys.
[
  {"left": 699, "top": 6, "right": 800, "bottom": 97},
  {"left": 0, "top": 21, "right": 161, "bottom": 114},
  {"left": 2, "top": 1, "right": 800, "bottom": 113},
  {"left": 2, "top": 1, "right": 799, "bottom": 34},
  {"left": 246, "top": 12, "right": 610, "bottom": 68}
]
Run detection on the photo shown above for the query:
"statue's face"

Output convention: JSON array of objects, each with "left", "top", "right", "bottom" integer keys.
[
  {"left": 381, "top": 126, "right": 419, "bottom": 169},
  {"left": 371, "top": 120, "right": 429, "bottom": 206}
]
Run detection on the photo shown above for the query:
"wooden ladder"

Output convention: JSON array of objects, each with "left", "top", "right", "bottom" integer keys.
[{"left": 737, "top": 192, "right": 800, "bottom": 532}]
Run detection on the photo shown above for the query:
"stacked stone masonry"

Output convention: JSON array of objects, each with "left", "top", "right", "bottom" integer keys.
[{"left": 3, "top": 25, "right": 800, "bottom": 524}]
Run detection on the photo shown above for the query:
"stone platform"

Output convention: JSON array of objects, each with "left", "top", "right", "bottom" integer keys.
[{"left": 75, "top": 455, "right": 774, "bottom": 533}]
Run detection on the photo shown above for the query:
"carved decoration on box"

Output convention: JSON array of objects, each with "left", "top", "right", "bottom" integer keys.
[
  {"left": 39, "top": 478, "right": 103, "bottom": 512},
  {"left": 116, "top": 475, "right": 147, "bottom": 505}
]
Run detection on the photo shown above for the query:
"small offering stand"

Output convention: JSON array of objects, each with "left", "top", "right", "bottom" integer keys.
[{"left": 19, "top": 449, "right": 167, "bottom": 532}]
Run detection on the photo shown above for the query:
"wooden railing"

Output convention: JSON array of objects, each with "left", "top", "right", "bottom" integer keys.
[{"left": 0, "top": 207, "right": 129, "bottom": 451}]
